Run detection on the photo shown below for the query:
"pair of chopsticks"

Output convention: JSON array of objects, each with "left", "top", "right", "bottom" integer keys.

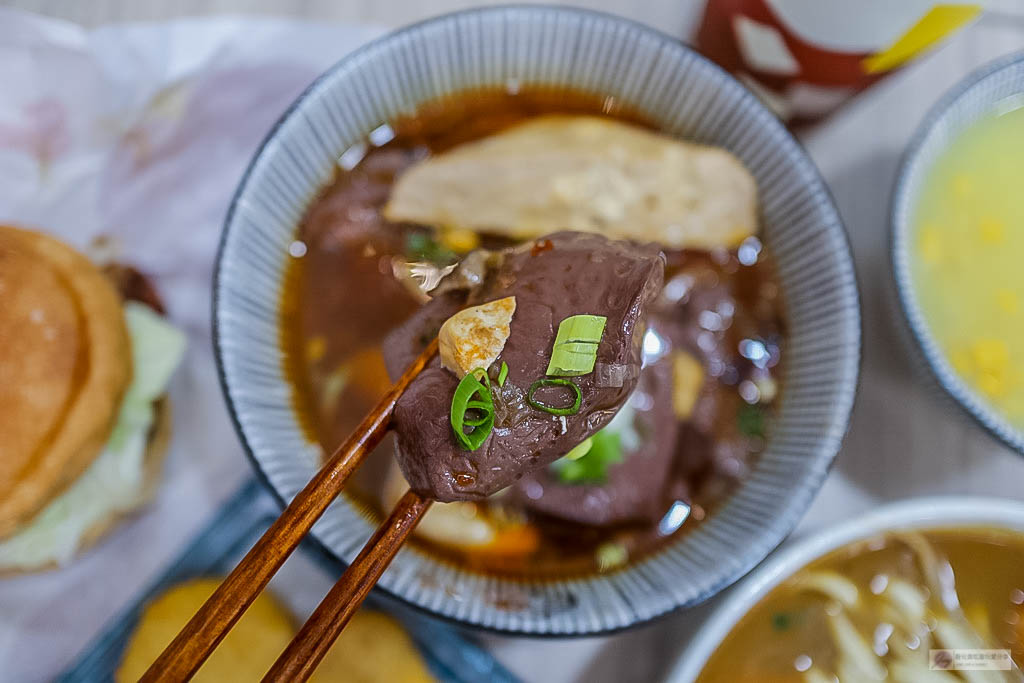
[{"left": 141, "top": 339, "right": 439, "bottom": 682}]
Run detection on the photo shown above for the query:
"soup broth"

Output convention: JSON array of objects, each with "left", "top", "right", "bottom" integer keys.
[
  {"left": 699, "top": 528, "right": 1024, "bottom": 682},
  {"left": 912, "top": 105, "right": 1024, "bottom": 429},
  {"left": 280, "top": 88, "right": 785, "bottom": 575}
]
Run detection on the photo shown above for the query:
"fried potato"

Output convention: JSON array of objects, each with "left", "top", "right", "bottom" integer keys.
[
  {"left": 117, "top": 577, "right": 434, "bottom": 683},
  {"left": 312, "top": 611, "right": 434, "bottom": 683},
  {"left": 384, "top": 115, "right": 757, "bottom": 250},
  {"left": 116, "top": 578, "right": 295, "bottom": 682}
]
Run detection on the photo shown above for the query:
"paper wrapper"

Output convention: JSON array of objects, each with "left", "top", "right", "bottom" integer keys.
[{"left": 0, "top": 10, "right": 383, "bottom": 680}]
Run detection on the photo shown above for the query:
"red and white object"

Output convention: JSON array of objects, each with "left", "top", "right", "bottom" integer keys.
[{"left": 695, "top": 0, "right": 981, "bottom": 124}]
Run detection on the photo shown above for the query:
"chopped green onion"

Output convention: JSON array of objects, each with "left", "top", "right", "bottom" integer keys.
[
  {"left": 595, "top": 542, "right": 628, "bottom": 572},
  {"left": 547, "top": 314, "right": 607, "bottom": 376},
  {"left": 551, "top": 428, "right": 623, "bottom": 484},
  {"left": 471, "top": 367, "right": 490, "bottom": 386},
  {"left": 450, "top": 370, "right": 494, "bottom": 450},
  {"left": 406, "top": 232, "right": 456, "bottom": 264},
  {"left": 771, "top": 612, "right": 793, "bottom": 632},
  {"left": 497, "top": 361, "right": 509, "bottom": 387},
  {"left": 563, "top": 437, "right": 593, "bottom": 461},
  {"left": 554, "top": 341, "right": 600, "bottom": 355},
  {"left": 562, "top": 315, "right": 607, "bottom": 341},
  {"left": 527, "top": 378, "right": 582, "bottom": 416},
  {"left": 737, "top": 403, "right": 766, "bottom": 438},
  {"left": 462, "top": 399, "right": 492, "bottom": 427}
]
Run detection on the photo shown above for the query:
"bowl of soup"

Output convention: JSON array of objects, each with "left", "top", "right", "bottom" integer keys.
[
  {"left": 670, "top": 497, "right": 1024, "bottom": 681},
  {"left": 214, "top": 6, "right": 860, "bottom": 634},
  {"left": 892, "top": 53, "right": 1024, "bottom": 454}
]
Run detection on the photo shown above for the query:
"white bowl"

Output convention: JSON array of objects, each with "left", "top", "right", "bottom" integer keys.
[
  {"left": 214, "top": 6, "right": 860, "bottom": 635},
  {"left": 668, "top": 496, "right": 1024, "bottom": 681},
  {"left": 891, "top": 53, "right": 1024, "bottom": 454}
]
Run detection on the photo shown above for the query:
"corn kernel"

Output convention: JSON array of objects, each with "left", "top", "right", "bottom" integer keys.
[
  {"left": 754, "top": 375, "right": 778, "bottom": 402},
  {"left": 997, "top": 289, "right": 1019, "bottom": 315},
  {"left": 978, "top": 370, "right": 1008, "bottom": 399},
  {"left": 972, "top": 338, "right": 1009, "bottom": 374},
  {"left": 951, "top": 348, "right": 973, "bottom": 377},
  {"left": 918, "top": 226, "right": 943, "bottom": 265},
  {"left": 979, "top": 217, "right": 1005, "bottom": 244},
  {"left": 952, "top": 173, "right": 973, "bottom": 200},
  {"left": 439, "top": 227, "right": 480, "bottom": 254},
  {"left": 305, "top": 335, "right": 327, "bottom": 362},
  {"left": 671, "top": 350, "right": 704, "bottom": 419}
]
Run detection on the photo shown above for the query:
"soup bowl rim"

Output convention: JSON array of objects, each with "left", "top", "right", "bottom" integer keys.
[{"left": 668, "top": 495, "right": 1024, "bottom": 681}]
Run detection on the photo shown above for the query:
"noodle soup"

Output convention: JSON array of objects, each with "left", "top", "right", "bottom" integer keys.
[{"left": 698, "top": 528, "right": 1024, "bottom": 682}]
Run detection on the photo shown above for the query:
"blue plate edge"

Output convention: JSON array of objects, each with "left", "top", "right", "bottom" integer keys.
[{"left": 56, "top": 479, "right": 520, "bottom": 683}]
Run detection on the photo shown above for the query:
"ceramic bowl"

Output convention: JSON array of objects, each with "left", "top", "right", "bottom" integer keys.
[
  {"left": 668, "top": 496, "right": 1024, "bottom": 681},
  {"left": 891, "top": 53, "right": 1024, "bottom": 455},
  {"left": 214, "top": 6, "right": 860, "bottom": 635}
]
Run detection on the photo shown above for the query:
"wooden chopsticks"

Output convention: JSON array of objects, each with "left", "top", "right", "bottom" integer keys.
[
  {"left": 140, "top": 338, "right": 438, "bottom": 683},
  {"left": 262, "top": 489, "right": 432, "bottom": 681}
]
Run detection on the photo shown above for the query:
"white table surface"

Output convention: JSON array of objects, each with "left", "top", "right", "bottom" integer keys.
[{"left": 2, "top": 2, "right": 1024, "bottom": 682}]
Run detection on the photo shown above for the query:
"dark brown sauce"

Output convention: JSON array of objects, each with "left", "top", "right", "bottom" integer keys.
[{"left": 280, "top": 87, "right": 786, "bottom": 577}]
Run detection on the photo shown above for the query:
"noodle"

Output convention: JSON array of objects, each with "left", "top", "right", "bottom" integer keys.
[{"left": 786, "top": 535, "right": 1023, "bottom": 682}]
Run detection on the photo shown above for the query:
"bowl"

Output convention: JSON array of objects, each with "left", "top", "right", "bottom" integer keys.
[
  {"left": 667, "top": 496, "right": 1024, "bottom": 681},
  {"left": 214, "top": 6, "right": 860, "bottom": 635},
  {"left": 891, "top": 53, "right": 1024, "bottom": 455}
]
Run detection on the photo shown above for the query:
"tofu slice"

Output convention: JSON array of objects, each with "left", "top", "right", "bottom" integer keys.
[
  {"left": 438, "top": 296, "right": 516, "bottom": 378},
  {"left": 384, "top": 115, "right": 757, "bottom": 250}
]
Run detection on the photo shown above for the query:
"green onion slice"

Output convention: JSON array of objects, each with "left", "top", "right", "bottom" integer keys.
[
  {"left": 472, "top": 367, "right": 490, "bottom": 387},
  {"left": 405, "top": 232, "right": 455, "bottom": 264},
  {"left": 527, "top": 378, "right": 582, "bottom": 416},
  {"left": 546, "top": 314, "right": 607, "bottom": 376},
  {"left": 497, "top": 361, "right": 509, "bottom": 387},
  {"left": 551, "top": 428, "right": 623, "bottom": 485},
  {"left": 462, "top": 399, "right": 492, "bottom": 427},
  {"left": 464, "top": 403, "right": 491, "bottom": 423},
  {"left": 450, "top": 370, "right": 494, "bottom": 450},
  {"left": 563, "top": 437, "right": 593, "bottom": 461}
]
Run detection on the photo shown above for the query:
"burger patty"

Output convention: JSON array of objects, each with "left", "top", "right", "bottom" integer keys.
[{"left": 102, "top": 263, "right": 166, "bottom": 314}]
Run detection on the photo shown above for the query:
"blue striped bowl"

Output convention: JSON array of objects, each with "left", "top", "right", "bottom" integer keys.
[
  {"left": 891, "top": 53, "right": 1024, "bottom": 456},
  {"left": 214, "top": 6, "right": 860, "bottom": 635}
]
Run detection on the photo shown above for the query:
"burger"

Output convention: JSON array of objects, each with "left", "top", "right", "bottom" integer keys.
[{"left": 0, "top": 225, "right": 186, "bottom": 572}]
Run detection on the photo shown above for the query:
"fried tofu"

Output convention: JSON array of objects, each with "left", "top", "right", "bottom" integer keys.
[
  {"left": 438, "top": 296, "right": 515, "bottom": 378},
  {"left": 384, "top": 115, "right": 757, "bottom": 250}
]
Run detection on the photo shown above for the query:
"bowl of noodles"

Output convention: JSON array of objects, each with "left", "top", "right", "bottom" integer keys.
[{"left": 671, "top": 497, "right": 1024, "bottom": 681}]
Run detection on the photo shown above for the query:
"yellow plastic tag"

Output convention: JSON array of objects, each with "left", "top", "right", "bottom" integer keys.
[{"left": 862, "top": 4, "right": 981, "bottom": 74}]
